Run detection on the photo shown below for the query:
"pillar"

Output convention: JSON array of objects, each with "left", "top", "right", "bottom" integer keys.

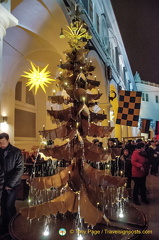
[{"left": 0, "top": 4, "right": 18, "bottom": 132}]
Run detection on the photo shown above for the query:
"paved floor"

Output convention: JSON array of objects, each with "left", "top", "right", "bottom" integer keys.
[
  {"left": 1, "top": 173, "right": 158, "bottom": 240},
  {"left": 129, "top": 173, "right": 159, "bottom": 240}
]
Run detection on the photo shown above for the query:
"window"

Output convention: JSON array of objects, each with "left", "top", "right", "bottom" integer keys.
[
  {"left": 156, "top": 95, "right": 159, "bottom": 103},
  {"left": 96, "top": 13, "right": 100, "bottom": 33},
  {"left": 15, "top": 81, "right": 22, "bottom": 101},
  {"left": 115, "top": 47, "right": 119, "bottom": 73},
  {"left": 81, "top": 0, "right": 88, "bottom": 12},
  {"left": 101, "top": 17, "right": 109, "bottom": 49},
  {"left": 26, "top": 86, "right": 35, "bottom": 105},
  {"left": 112, "top": 48, "right": 115, "bottom": 63},
  {"left": 126, "top": 80, "right": 130, "bottom": 91},
  {"left": 15, "top": 79, "right": 37, "bottom": 138},
  {"left": 142, "top": 93, "right": 149, "bottom": 101},
  {"left": 108, "top": 41, "right": 111, "bottom": 55},
  {"left": 142, "top": 93, "right": 145, "bottom": 101},
  {"left": 145, "top": 93, "right": 149, "bottom": 102},
  {"left": 89, "top": 0, "right": 93, "bottom": 21}
]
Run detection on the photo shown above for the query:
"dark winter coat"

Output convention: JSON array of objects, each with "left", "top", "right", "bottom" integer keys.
[
  {"left": 148, "top": 145, "right": 158, "bottom": 164},
  {"left": 120, "top": 154, "right": 132, "bottom": 178},
  {"left": 0, "top": 143, "right": 24, "bottom": 193},
  {"left": 131, "top": 149, "right": 149, "bottom": 178}
]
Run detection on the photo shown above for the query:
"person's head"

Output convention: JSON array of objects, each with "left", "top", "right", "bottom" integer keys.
[
  {"left": 92, "top": 139, "right": 99, "bottom": 145},
  {"left": 136, "top": 142, "right": 145, "bottom": 152},
  {"left": 108, "top": 138, "right": 115, "bottom": 147},
  {"left": 123, "top": 148, "right": 131, "bottom": 156},
  {"left": 136, "top": 138, "right": 143, "bottom": 144},
  {"left": 98, "top": 142, "right": 103, "bottom": 148},
  {"left": 0, "top": 132, "right": 10, "bottom": 149},
  {"left": 155, "top": 140, "right": 159, "bottom": 145},
  {"left": 152, "top": 137, "right": 157, "bottom": 142},
  {"left": 127, "top": 140, "right": 132, "bottom": 144},
  {"left": 150, "top": 140, "right": 156, "bottom": 147}
]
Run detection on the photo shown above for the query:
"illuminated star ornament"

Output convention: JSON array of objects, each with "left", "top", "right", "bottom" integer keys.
[
  {"left": 60, "top": 19, "right": 92, "bottom": 49},
  {"left": 22, "top": 61, "right": 55, "bottom": 94}
]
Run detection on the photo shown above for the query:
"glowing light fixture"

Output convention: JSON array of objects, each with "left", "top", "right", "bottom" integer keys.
[
  {"left": 0, "top": 116, "right": 8, "bottom": 132},
  {"left": 119, "top": 209, "right": 124, "bottom": 218},
  {"left": 77, "top": 235, "right": 83, "bottom": 240},
  {"left": 22, "top": 61, "right": 55, "bottom": 94},
  {"left": 0, "top": 116, "right": 8, "bottom": 123},
  {"left": 41, "top": 139, "right": 47, "bottom": 145},
  {"left": 82, "top": 97, "right": 85, "bottom": 102},
  {"left": 59, "top": 28, "right": 65, "bottom": 39},
  {"left": 3, "top": 116, "right": 7, "bottom": 123},
  {"left": 43, "top": 225, "right": 50, "bottom": 236}
]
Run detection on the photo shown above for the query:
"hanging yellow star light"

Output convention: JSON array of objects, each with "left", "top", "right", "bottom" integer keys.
[{"left": 22, "top": 62, "right": 56, "bottom": 94}]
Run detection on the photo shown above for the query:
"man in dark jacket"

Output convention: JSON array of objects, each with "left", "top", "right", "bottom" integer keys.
[
  {"left": 0, "top": 132, "right": 24, "bottom": 235},
  {"left": 148, "top": 140, "right": 159, "bottom": 176}
]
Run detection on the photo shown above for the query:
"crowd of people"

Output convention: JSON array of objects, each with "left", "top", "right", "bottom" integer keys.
[
  {"left": 108, "top": 137, "right": 159, "bottom": 206},
  {"left": 0, "top": 131, "right": 159, "bottom": 237}
]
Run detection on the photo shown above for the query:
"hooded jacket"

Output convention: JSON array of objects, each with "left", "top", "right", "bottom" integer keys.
[{"left": 131, "top": 149, "right": 149, "bottom": 178}]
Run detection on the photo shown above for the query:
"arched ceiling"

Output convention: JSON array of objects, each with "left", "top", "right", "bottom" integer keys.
[
  {"left": 2, "top": 0, "right": 109, "bottom": 108},
  {"left": 2, "top": 0, "right": 70, "bottom": 89}
]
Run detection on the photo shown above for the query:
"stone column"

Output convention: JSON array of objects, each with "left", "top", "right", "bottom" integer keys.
[
  {"left": 0, "top": 4, "right": 18, "bottom": 37},
  {"left": 0, "top": 4, "right": 18, "bottom": 59},
  {"left": 0, "top": 4, "right": 18, "bottom": 127}
]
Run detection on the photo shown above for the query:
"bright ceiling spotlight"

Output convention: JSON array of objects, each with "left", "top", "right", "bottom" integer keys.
[{"left": 22, "top": 61, "right": 55, "bottom": 94}]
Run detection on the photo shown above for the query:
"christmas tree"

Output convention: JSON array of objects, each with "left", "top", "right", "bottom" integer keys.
[{"left": 11, "top": 13, "right": 130, "bottom": 240}]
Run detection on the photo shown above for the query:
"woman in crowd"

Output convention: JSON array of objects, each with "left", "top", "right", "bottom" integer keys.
[
  {"left": 120, "top": 148, "right": 132, "bottom": 198},
  {"left": 125, "top": 140, "right": 136, "bottom": 154},
  {"left": 131, "top": 142, "right": 150, "bottom": 205}
]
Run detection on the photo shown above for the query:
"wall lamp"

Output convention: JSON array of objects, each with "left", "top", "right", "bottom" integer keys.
[
  {"left": 3, "top": 116, "right": 8, "bottom": 123},
  {"left": 0, "top": 116, "right": 8, "bottom": 123}
]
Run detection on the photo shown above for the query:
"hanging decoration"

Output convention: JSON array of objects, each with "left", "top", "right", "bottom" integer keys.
[
  {"left": 22, "top": 61, "right": 55, "bottom": 94},
  {"left": 60, "top": 19, "right": 92, "bottom": 49}
]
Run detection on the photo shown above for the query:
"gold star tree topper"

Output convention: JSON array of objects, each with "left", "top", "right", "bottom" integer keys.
[
  {"left": 59, "top": 19, "right": 92, "bottom": 49},
  {"left": 22, "top": 61, "right": 55, "bottom": 94}
]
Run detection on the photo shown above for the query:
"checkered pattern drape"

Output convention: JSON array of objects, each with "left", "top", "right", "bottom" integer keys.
[{"left": 116, "top": 90, "right": 142, "bottom": 127}]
